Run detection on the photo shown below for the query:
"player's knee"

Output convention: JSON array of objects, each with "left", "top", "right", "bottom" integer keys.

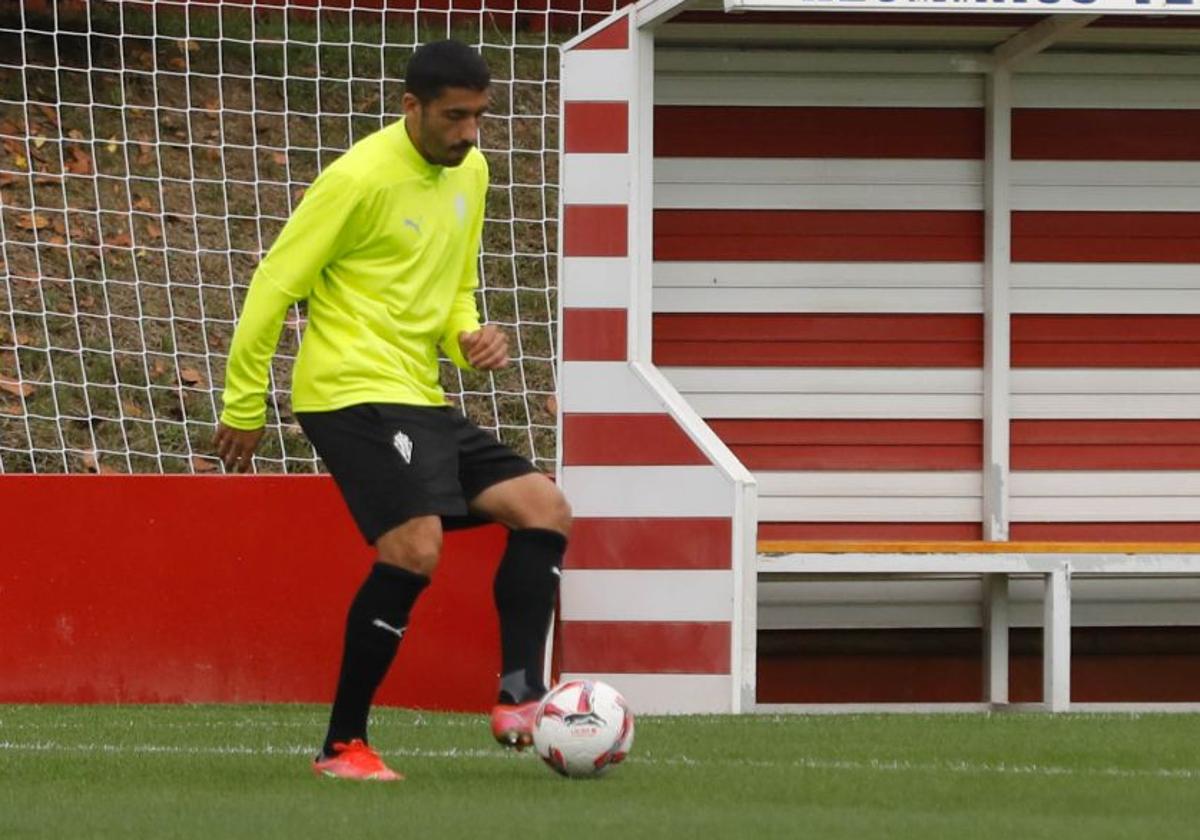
[
  {"left": 376, "top": 518, "right": 443, "bottom": 576},
  {"left": 378, "top": 537, "right": 441, "bottom": 576},
  {"left": 522, "top": 484, "right": 572, "bottom": 537},
  {"left": 546, "top": 489, "right": 573, "bottom": 537}
]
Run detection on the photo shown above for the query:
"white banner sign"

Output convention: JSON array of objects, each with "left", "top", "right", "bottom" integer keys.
[{"left": 724, "top": 0, "right": 1199, "bottom": 12}]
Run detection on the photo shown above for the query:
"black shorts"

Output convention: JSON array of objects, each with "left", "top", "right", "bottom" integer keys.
[{"left": 296, "top": 403, "right": 537, "bottom": 544}]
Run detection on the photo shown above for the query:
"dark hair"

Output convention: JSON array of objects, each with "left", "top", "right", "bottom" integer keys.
[{"left": 404, "top": 40, "right": 491, "bottom": 103}]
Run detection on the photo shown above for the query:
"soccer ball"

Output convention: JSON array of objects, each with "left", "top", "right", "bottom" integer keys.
[{"left": 532, "top": 680, "right": 634, "bottom": 779}]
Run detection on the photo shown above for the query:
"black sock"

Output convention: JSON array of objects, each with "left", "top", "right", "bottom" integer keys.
[
  {"left": 493, "top": 528, "right": 567, "bottom": 705},
  {"left": 322, "top": 562, "right": 429, "bottom": 756}
]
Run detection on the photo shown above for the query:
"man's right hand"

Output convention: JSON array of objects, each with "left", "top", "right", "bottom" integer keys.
[{"left": 214, "top": 422, "right": 265, "bottom": 473}]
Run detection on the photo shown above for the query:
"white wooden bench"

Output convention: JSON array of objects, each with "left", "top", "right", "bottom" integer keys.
[{"left": 756, "top": 541, "right": 1200, "bottom": 712}]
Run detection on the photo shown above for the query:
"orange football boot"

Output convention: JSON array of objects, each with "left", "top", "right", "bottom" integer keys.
[
  {"left": 490, "top": 700, "right": 539, "bottom": 750},
  {"left": 312, "top": 739, "right": 403, "bottom": 781}
]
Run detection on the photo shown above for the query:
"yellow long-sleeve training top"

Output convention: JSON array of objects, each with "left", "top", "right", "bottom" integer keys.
[{"left": 220, "top": 118, "right": 487, "bottom": 430}]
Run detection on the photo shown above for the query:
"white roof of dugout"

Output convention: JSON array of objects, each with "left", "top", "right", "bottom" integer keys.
[{"left": 629, "top": 0, "right": 1200, "bottom": 56}]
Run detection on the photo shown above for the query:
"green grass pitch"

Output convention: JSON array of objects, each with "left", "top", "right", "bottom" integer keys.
[{"left": 1, "top": 705, "right": 1197, "bottom": 839}]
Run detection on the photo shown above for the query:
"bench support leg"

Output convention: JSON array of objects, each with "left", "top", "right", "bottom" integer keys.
[
  {"left": 1043, "top": 567, "right": 1071, "bottom": 712},
  {"left": 982, "top": 573, "right": 1009, "bottom": 705}
]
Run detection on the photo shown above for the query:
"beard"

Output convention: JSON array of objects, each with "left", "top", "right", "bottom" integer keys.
[
  {"left": 423, "top": 130, "right": 473, "bottom": 167},
  {"left": 441, "top": 143, "right": 472, "bottom": 166}
]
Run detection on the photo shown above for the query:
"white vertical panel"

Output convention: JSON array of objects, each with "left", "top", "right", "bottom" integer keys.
[
  {"left": 562, "top": 50, "right": 637, "bottom": 101},
  {"left": 982, "top": 67, "right": 1011, "bottom": 542},
  {"left": 560, "top": 361, "right": 664, "bottom": 413},
  {"left": 562, "top": 153, "right": 631, "bottom": 204},
  {"left": 561, "top": 465, "right": 733, "bottom": 517},
  {"left": 631, "top": 25, "right": 655, "bottom": 364},
  {"left": 562, "top": 257, "right": 632, "bottom": 308},
  {"left": 561, "top": 570, "right": 735, "bottom": 621}
]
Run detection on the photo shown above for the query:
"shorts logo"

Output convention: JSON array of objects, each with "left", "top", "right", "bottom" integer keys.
[
  {"left": 392, "top": 429, "right": 413, "bottom": 464},
  {"left": 372, "top": 618, "right": 406, "bottom": 639}
]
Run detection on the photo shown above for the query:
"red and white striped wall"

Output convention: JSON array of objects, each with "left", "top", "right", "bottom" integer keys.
[
  {"left": 648, "top": 38, "right": 1200, "bottom": 552},
  {"left": 652, "top": 48, "right": 989, "bottom": 545},
  {"left": 559, "top": 8, "right": 1200, "bottom": 704},
  {"left": 1005, "top": 89, "right": 1200, "bottom": 540},
  {"left": 557, "top": 8, "right": 757, "bottom": 714}
]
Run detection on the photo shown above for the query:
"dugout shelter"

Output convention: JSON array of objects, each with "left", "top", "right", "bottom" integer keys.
[{"left": 555, "top": 0, "right": 1200, "bottom": 714}]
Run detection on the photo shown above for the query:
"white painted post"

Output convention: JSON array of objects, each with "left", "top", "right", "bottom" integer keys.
[
  {"left": 1043, "top": 566, "right": 1072, "bottom": 712},
  {"left": 982, "top": 65, "right": 1013, "bottom": 705},
  {"left": 982, "top": 573, "right": 1009, "bottom": 705},
  {"left": 982, "top": 66, "right": 1012, "bottom": 545},
  {"left": 630, "top": 24, "right": 655, "bottom": 365}
]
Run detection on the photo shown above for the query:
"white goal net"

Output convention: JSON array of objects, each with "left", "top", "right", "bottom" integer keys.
[{"left": 0, "top": 0, "right": 622, "bottom": 474}]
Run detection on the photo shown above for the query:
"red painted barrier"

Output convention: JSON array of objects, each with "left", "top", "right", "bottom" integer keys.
[{"left": 0, "top": 476, "right": 507, "bottom": 711}]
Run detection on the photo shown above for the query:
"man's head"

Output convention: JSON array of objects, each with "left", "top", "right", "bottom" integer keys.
[{"left": 402, "top": 40, "right": 491, "bottom": 167}]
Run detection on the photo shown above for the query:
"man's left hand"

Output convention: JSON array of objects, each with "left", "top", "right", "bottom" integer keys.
[{"left": 459, "top": 325, "right": 509, "bottom": 370}]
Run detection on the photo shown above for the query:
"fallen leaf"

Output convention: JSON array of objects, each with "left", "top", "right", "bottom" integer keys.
[
  {"left": 105, "top": 232, "right": 132, "bottom": 248},
  {"left": 0, "top": 172, "right": 16, "bottom": 189},
  {"left": 0, "top": 119, "right": 19, "bottom": 135},
  {"left": 38, "top": 104, "right": 59, "bottom": 126},
  {"left": 152, "top": 359, "right": 167, "bottom": 377},
  {"left": 169, "top": 57, "right": 186, "bottom": 71},
  {"left": 68, "top": 129, "right": 85, "bottom": 140},
  {"left": 146, "top": 223, "right": 162, "bottom": 239},
  {"left": 545, "top": 394, "right": 558, "bottom": 417},
  {"left": 272, "top": 152, "right": 288, "bottom": 165},
  {"left": 133, "top": 197, "right": 154, "bottom": 212},
  {"left": 105, "top": 137, "right": 118, "bottom": 153},
  {"left": 204, "top": 98, "right": 220, "bottom": 112},
  {"left": 65, "top": 146, "right": 92, "bottom": 175},
  {"left": 0, "top": 376, "right": 34, "bottom": 397},
  {"left": 47, "top": 235, "right": 66, "bottom": 245},
  {"left": 191, "top": 455, "right": 219, "bottom": 473},
  {"left": 179, "top": 367, "right": 205, "bottom": 387},
  {"left": 51, "top": 217, "right": 65, "bottom": 234},
  {"left": 33, "top": 135, "right": 47, "bottom": 149},
  {"left": 17, "top": 213, "right": 50, "bottom": 230},
  {"left": 14, "top": 153, "right": 27, "bottom": 169},
  {"left": 121, "top": 400, "right": 145, "bottom": 418},
  {"left": 81, "top": 451, "right": 120, "bottom": 474}
]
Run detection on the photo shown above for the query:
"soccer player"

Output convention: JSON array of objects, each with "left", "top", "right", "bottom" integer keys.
[{"left": 213, "top": 40, "right": 571, "bottom": 782}]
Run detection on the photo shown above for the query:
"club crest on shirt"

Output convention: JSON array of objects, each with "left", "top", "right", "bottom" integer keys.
[{"left": 392, "top": 429, "right": 413, "bottom": 464}]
